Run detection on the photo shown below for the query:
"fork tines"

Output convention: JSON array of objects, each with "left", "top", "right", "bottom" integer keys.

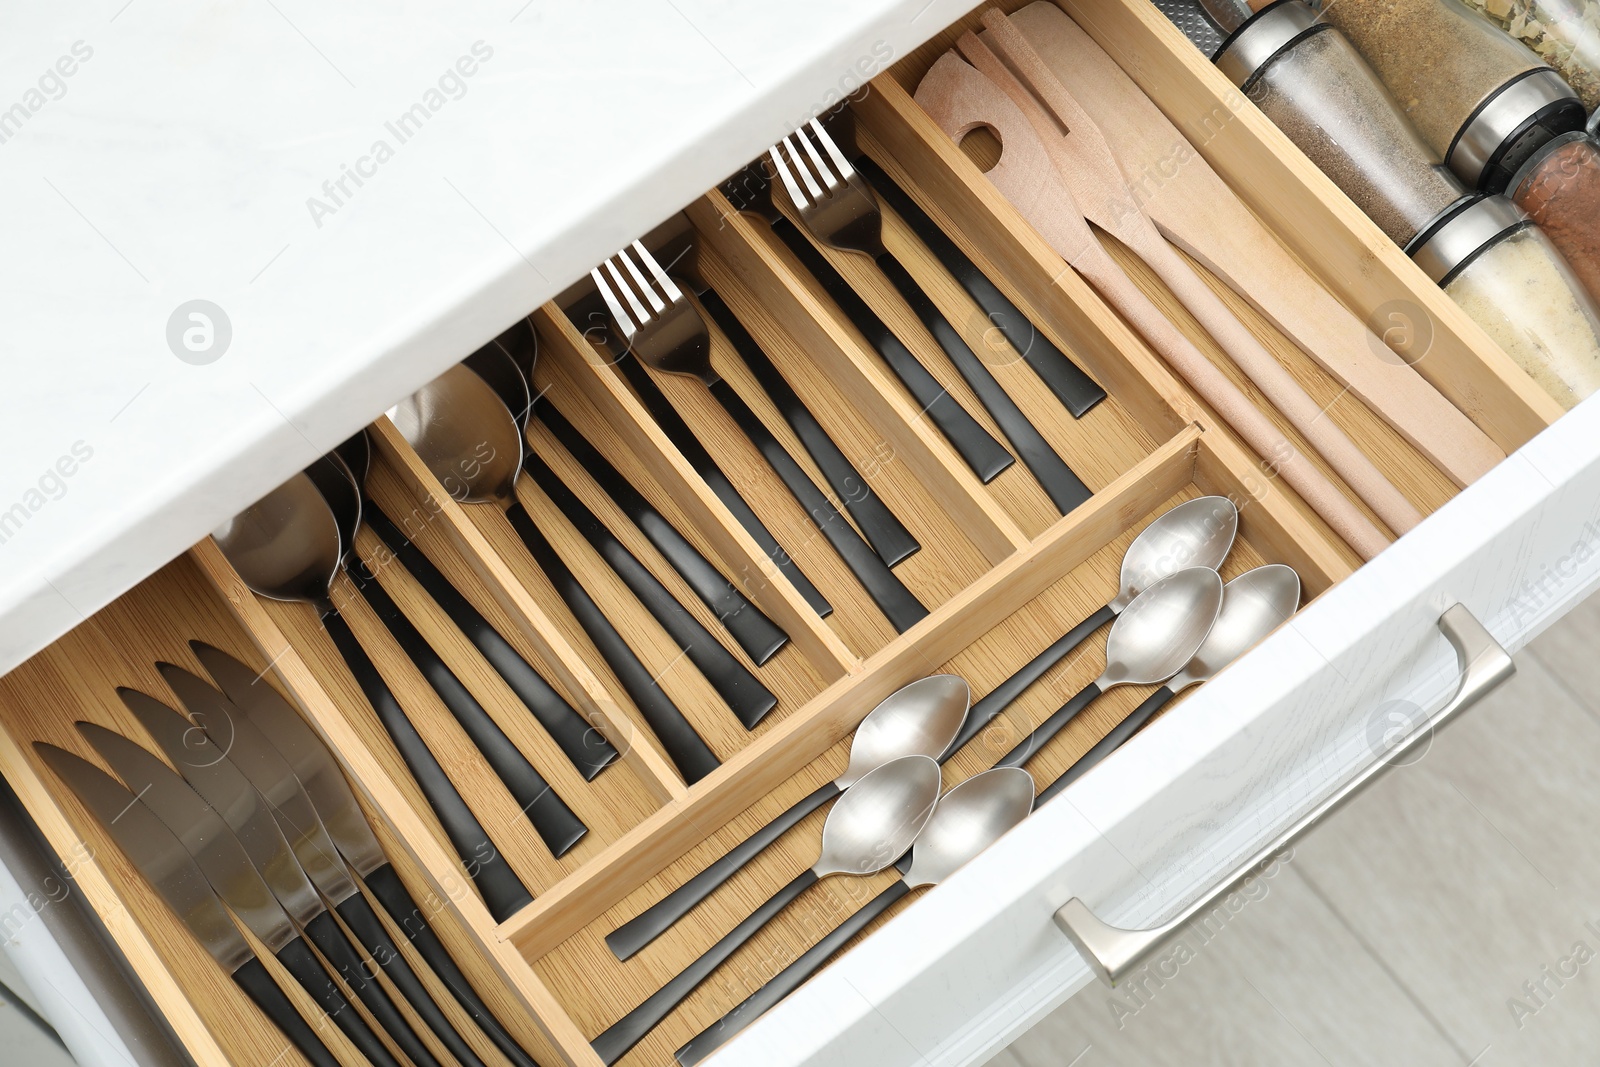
[
  {"left": 591, "top": 240, "right": 684, "bottom": 342},
  {"left": 768, "top": 118, "right": 857, "bottom": 212}
]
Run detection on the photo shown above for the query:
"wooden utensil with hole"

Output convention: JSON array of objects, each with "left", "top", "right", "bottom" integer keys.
[
  {"left": 916, "top": 48, "right": 1392, "bottom": 559},
  {"left": 996, "top": 1, "right": 1502, "bottom": 490}
]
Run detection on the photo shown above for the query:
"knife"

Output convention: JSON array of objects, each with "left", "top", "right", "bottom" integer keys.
[
  {"left": 192, "top": 642, "right": 548, "bottom": 1067},
  {"left": 84, "top": 713, "right": 443, "bottom": 1067},
  {"left": 158, "top": 664, "right": 494, "bottom": 1067},
  {"left": 38, "top": 740, "right": 399, "bottom": 1067}
]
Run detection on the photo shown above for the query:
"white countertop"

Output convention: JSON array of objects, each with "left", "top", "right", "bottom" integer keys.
[{"left": 0, "top": 0, "right": 978, "bottom": 683}]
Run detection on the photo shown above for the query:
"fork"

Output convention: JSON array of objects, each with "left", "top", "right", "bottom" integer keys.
[
  {"left": 593, "top": 243, "right": 928, "bottom": 633},
  {"left": 771, "top": 119, "right": 1092, "bottom": 516}
]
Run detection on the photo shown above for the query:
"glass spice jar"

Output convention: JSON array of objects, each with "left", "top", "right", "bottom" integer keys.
[
  {"left": 1458, "top": 0, "right": 1600, "bottom": 112},
  {"left": 1213, "top": 1, "right": 1467, "bottom": 245},
  {"left": 1509, "top": 131, "right": 1600, "bottom": 304},
  {"left": 1314, "top": 0, "right": 1586, "bottom": 190},
  {"left": 1409, "top": 193, "right": 1600, "bottom": 406}
]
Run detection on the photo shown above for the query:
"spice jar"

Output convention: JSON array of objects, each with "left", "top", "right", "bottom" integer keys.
[
  {"left": 1214, "top": 1, "right": 1467, "bottom": 244},
  {"left": 1509, "top": 131, "right": 1600, "bottom": 303},
  {"left": 1458, "top": 0, "right": 1600, "bottom": 112},
  {"left": 1315, "top": 0, "right": 1585, "bottom": 190},
  {"left": 1408, "top": 193, "right": 1600, "bottom": 406}
]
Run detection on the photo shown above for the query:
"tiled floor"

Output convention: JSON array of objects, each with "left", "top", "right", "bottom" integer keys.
[{"left": 1003, "top": 592, "right": 1600, "bottom": 1067}]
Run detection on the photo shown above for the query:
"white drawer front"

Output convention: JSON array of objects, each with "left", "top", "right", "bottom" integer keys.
[{"left": 713, "top": 395, "right": 1600, "bottom": 1066}]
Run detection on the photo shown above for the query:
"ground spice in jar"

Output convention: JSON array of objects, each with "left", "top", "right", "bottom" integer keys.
[
  {"left": 1444, "top": 226, "right": 1600, "bottom": 406},
  {"left": 1247, "top": 26, "right": 1466, "bottom": 243},
  {"left": 1460, "top": 0, "right": 1600, "bottom": 110},
  {"left": 1510, "top": 132, "right": 1600, "bottom": 302},
  {"left": 1316, "top": 0, "right": 1543, "bottom": 158}
]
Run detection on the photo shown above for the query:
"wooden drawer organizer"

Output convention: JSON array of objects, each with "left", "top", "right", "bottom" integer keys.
[{"left": 0, "top": 0, "right": 1567, "bottom": 1064}]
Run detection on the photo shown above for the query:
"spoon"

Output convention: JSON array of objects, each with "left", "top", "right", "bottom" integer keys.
[
  {"left": 994, "top": 567, "right": 1223, "bottom": 770},
  {"left": 1037, "top": 563, "right": 1301, "bottom": 803},
  {"left": 591, "top": 754, "right": 943, "bottom": 1064},
  {"left": 325, "top": 431, "right": 618, "bottom": 781},
  {"left": 391, "top": 363, "right": 721, "bottom": 783},
  {"left": 303, "top": 452, "right": 590, "bottom": 858},
  {"left": 605, "top": 674, "right": 970, "bottom": 961},
  {"left": 213, "top": 472, "right": 534, "bottom": 921},
  {"left": 945, "top": 495, "right": 1237, "bottom": 753},
  {"left": 675, "top": 766, "right": 1035, "bottom": 1066}
]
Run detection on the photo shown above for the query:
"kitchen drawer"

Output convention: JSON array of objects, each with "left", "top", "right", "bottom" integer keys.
[{"left": 1, "top": 0, "right": 1595, "bottom": 1066}]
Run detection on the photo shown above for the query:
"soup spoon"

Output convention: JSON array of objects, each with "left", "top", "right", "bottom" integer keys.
[
  {"left": 675, "top": 766, "right": 1035, "bottom": 1066},
  {"left": 591, "top": 754, "right": 943, "bottom": 1064},
  {"left": 606, "top": 674, "right": 970, "bottom": 961},
  {"left": 995, "top": 567, "right": 1223, "bottom": 770},
  {"left": 391, "top": 363, "right": 721, "bottom": 783},
  {"left": 945, "top": 494, "right": 1237, "bottom": 753},
  {"left": 303, "top": 452, "right": 589, "bottom": 857},
  {"left": 213, "top": 472, "right": 533, "bottom": 921},
  {"left": 1037, "top": 563, "right": 1301, "bottom": 803}
]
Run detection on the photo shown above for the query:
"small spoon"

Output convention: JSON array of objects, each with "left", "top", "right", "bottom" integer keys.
[
  {"left": 591, "top": 754, "right": 944, "bottom": 1065},
  {"left": 213, "top": 474, "right": 534, "bottom": 921},
  {"left": 605, "top": 674, "right": 970, "bottom": 961},
  {"left": 1037, "top": 563, "right": 1301, "bottom": 803},
  {"left": 305, "top": 452, "right": 590, "bottom": 858},
  {"left": 392, "top": 364, "right": 721, "bottom": 783},
  {"left": 676, "top": 766, "right": 1035, "bottom": 1065},
  {"left": 995, "top": 567, "right": 1223, "bottom": 769},
  {"left": 946, "top": 495, "right": 1237, "bottom": 752}
]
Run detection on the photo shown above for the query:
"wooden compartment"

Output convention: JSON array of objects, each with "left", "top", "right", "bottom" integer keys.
[{"left": 0, "top": 0, "right": 1575, "bottom": 1064}]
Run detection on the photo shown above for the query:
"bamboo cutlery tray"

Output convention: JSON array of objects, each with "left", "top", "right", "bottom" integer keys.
[{"left": 0, "top": 0, "right": 1567, "bottom": 1065}]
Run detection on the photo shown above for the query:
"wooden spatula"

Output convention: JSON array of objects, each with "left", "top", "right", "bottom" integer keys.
[
  {"left": 916, "top": 49, "right": 1390, "bottom": 559},
  {"left": 1000, "top": 0, "right": 1502, "bottom": 489}
]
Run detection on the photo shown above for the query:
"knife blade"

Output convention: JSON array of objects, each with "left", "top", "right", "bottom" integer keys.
[
  {"left": 192, "top": 642, "right": 549, "bottom": 1067},
  {"left": 46, "top": 736, "right": 400, "bottom": 1067},
  {"left": 160, "top": 663, "right": 494, "bottom": 1067},
  {"left": 108, "top": 693, "right": 447, "bottom": 1067}
]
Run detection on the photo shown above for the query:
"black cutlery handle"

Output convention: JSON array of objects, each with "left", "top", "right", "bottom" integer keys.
[
  {"left": 945, "top": 603, "right": 1118, "bottom": 756},
  {"left": 852, "top": 153, "right": 1106, "bottom": 419},
  {"left": 875, "top": 251, "right": 1091, "bottom": 516},
  {"left": 995, "top": 681, "right": 1104, "bottom": 770},
  {"left": 708, "top": 378, "right": 929, "bottom": 633},
  {"left": 337, "top": 892, "right": 491, "bottom": 1067},
  {"left": 616, "top": 357, "right": 832, "bottom": 618},
  {"left": 320, "top": 607, "right": 534, "bottom": 922},
  {"left": 232, "top": 957, "right": 343, "bottom": 1067},
  {"left": 606, "top": 781, "right": 841, "bottom": 961},
  {"left": 674, "top": 878, "right": 912, "bottom": 1067},
  {"left": 304, "top": 910, "right": 444, "bottom": 1067},
  {"left": 696, "top": 286, "right": 921, "bottom": 569},
  {"left": 364, "top": 863, "right": 546, "bottom": 1067},
  {"left": 504, "top": 501, "right": 722, "bottom": 784},
  {"left": 362, "top": 500, "right": 617, "bottom": 782},
  {"left": 772, "top": 218, "right": 1014, "bottom": 483},
  {"left": 535, "top": 398, "right": 789, "bottom": 665},
  {"left": 353, "top": 568, "right": 589, "bottom": 859},
  {"left": 592, "top": 868, "right": 821, "bottom": 1064},
  {"left": 273, "top": 933, "right": 405, "bottom": 1067},
  {"left": 1037, "top": 685, "right": 1176, "bottom": 805},
  {"left": 523, "top": 451, "right": 778, "bottom": 730}
]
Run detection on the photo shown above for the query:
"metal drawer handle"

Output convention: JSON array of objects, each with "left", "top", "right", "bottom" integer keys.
[{"left": 1054, "top": 603, "right": 1514, "bottom": 986}]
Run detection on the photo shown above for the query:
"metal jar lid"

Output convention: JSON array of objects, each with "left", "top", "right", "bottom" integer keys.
[
  {"left": 1446, "top": 68, "right": 1586, "bottom": 191},
  {"left": 1406, "top": 193, "right": 1531, "bottom": 286},
  {"left": 1214, "top": 0, "right": 1321, "bottom": 88}
]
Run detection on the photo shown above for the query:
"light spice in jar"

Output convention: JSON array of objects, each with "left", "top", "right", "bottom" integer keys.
[
  {"left": 1245, "top": 25, "right": 1466, "bottom": 244},
  {"left": 1510, "top": 131, "right": 1600, "bottom": 303},
  {"left": 1459, "top": 0, "right": 1600, "bottom": 110},
  {"left": 1444, "top": 226, "right": 1600, "bottom": 407},
  {"left": 1315, "top": 0, "right": 1543, "bottom": 157}
]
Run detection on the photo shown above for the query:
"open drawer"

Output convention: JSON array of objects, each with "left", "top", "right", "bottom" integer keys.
[{"left": 1, "top": 0, "right": 1597, "bottom": 1065}]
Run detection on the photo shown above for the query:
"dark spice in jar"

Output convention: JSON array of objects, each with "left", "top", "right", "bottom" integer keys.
[{"left": 1511, "top": 131, "right": 1600, "bottom": 303}]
